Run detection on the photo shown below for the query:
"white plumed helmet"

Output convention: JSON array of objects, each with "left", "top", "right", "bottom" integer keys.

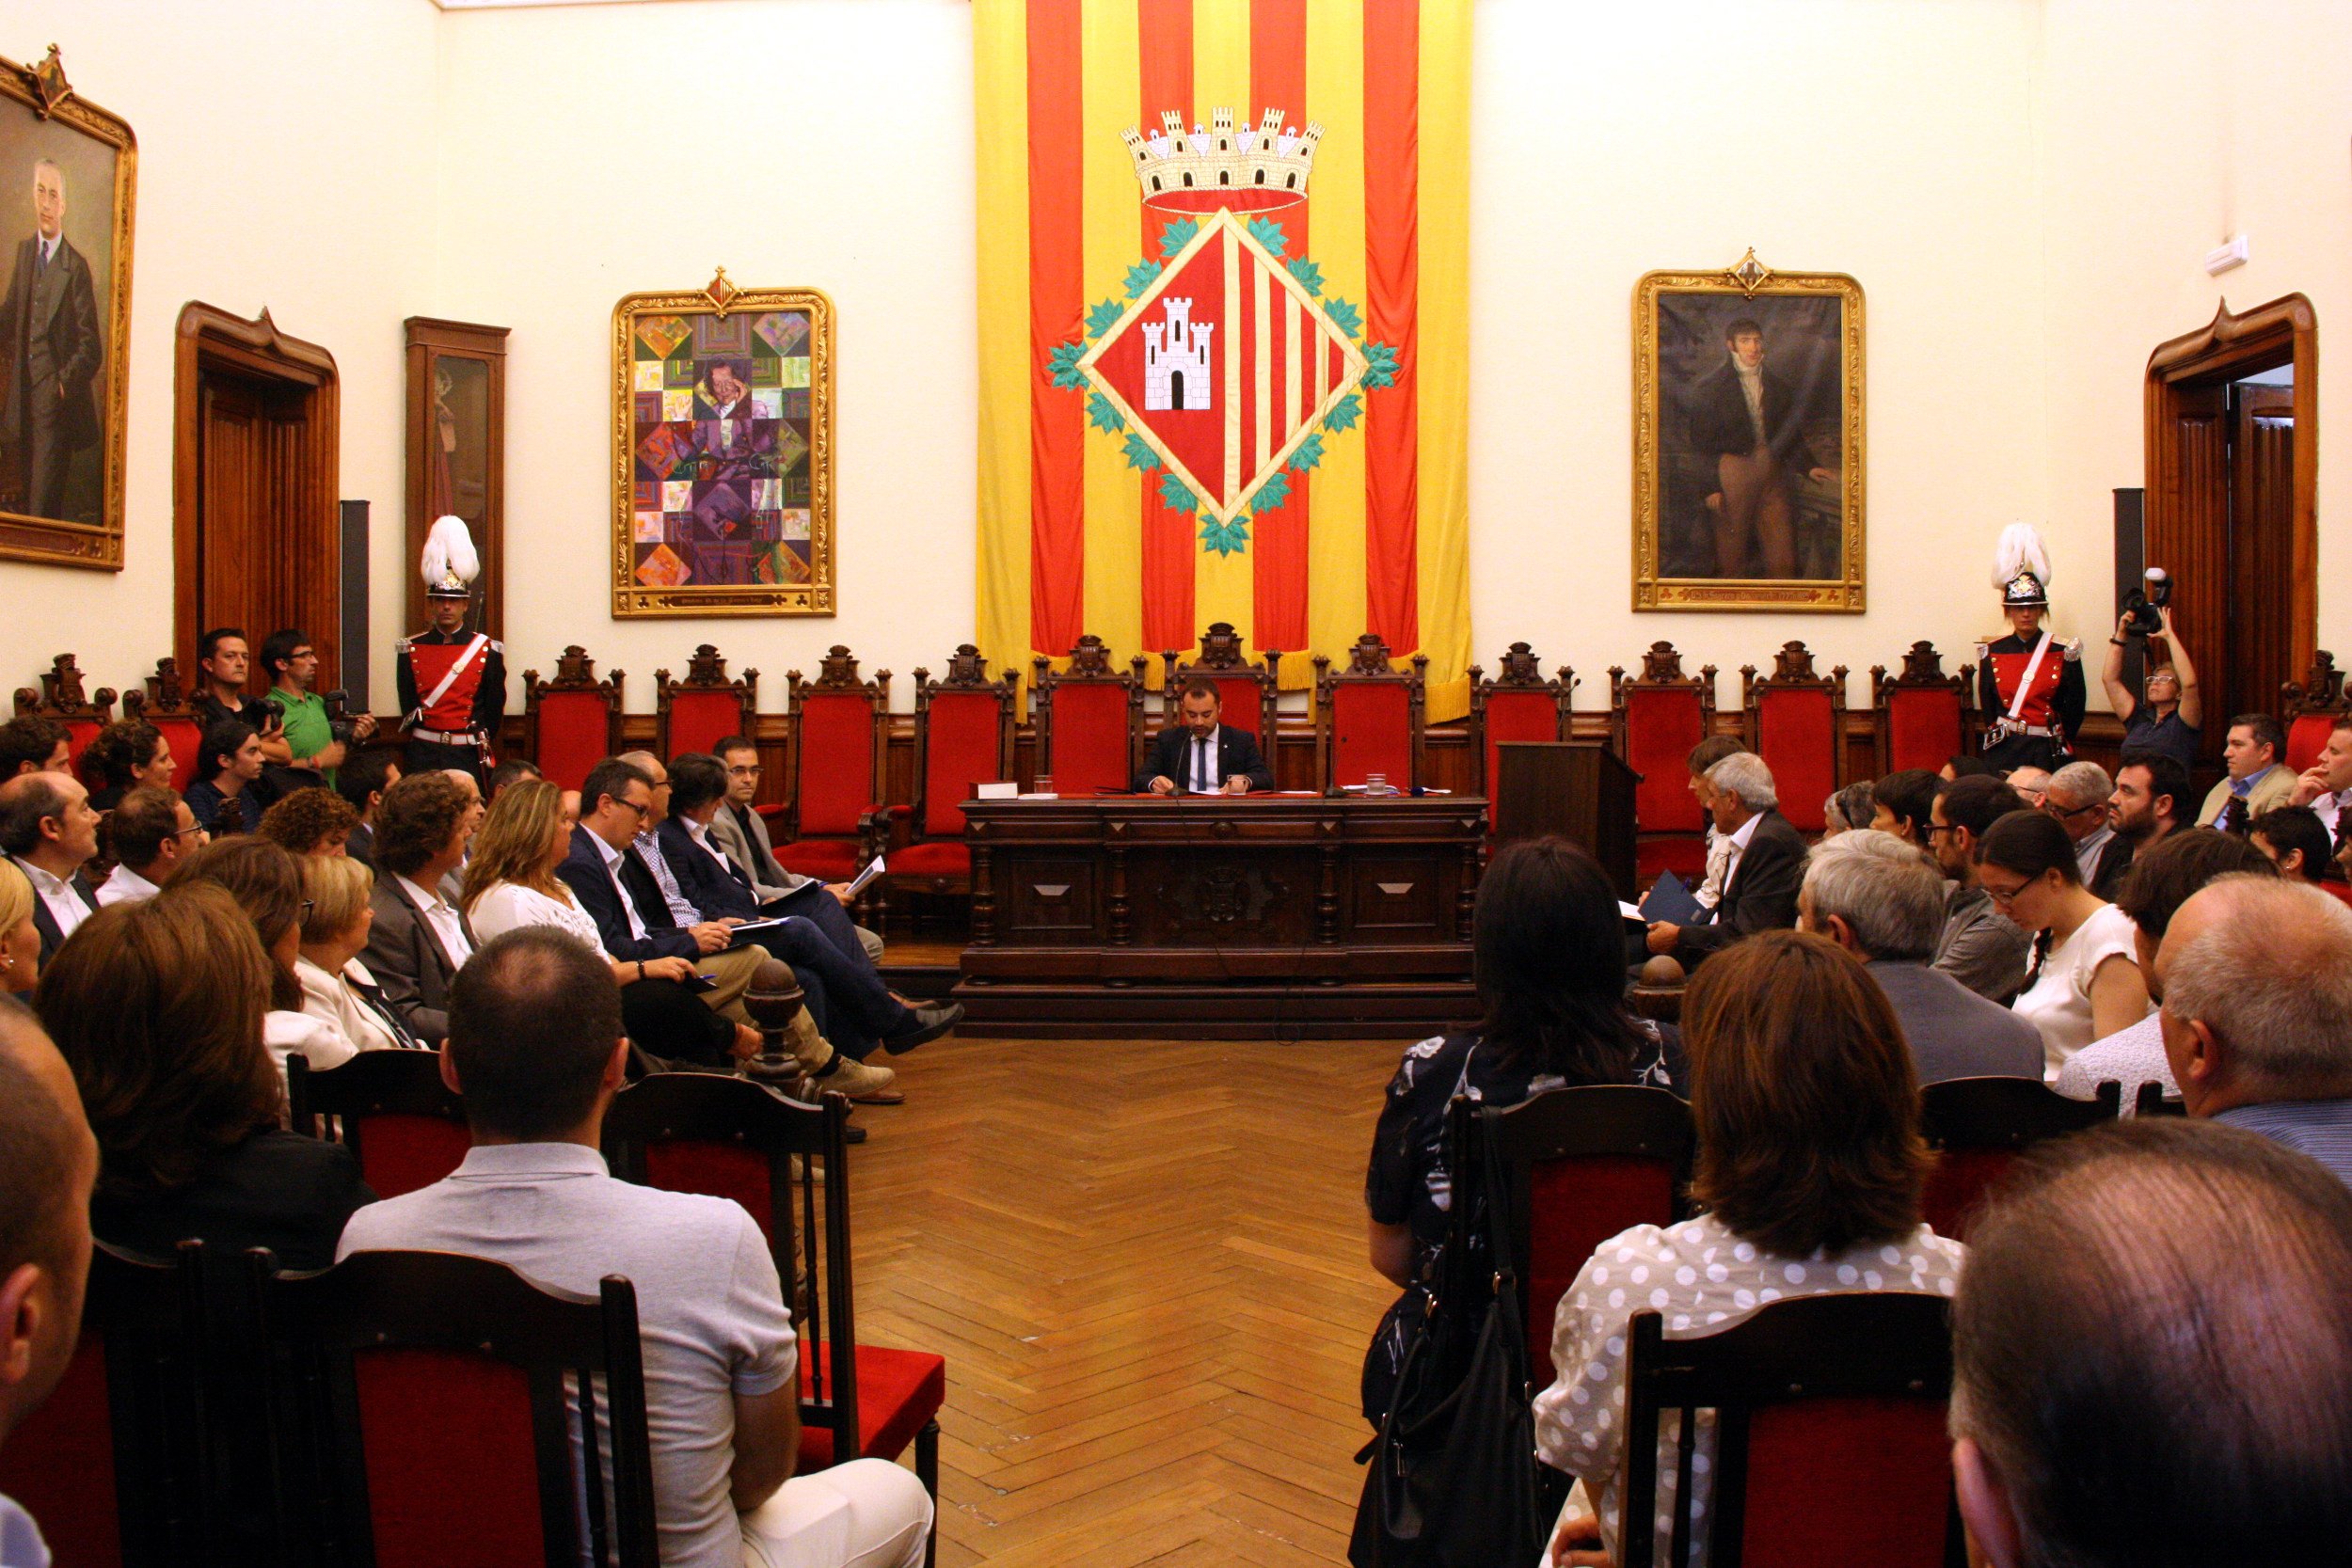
[
  {"left": 421, "top": 515, "right": 481, "bottom": 600},
  {"left": 1991, "top": 522, "right": 2051, "bottom": 608}
]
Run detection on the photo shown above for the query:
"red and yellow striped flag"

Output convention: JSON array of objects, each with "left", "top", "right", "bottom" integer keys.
[{"left": 976, "top": 0, "right": 1471, "bottom": 720}]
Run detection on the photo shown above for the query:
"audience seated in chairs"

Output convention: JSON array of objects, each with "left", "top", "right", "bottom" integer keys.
[
  {"left": 93, "top": 785, "right": 199, "bottom": 907},
  {"left": 76, "top": 717, "right": 171, "bottom": 813},
  {"left": 1361, "top": 836, "right": 1675, "bottom": 1427},
  {"left": 1950, "top": 1119, "right": 2352, "bottom": 1567},
  {"left": 2284, "top": 714, "right": 2352, "bottom": 871},
  {"left": 2100, "top": 748, "right": 2190, "bottom": 900},
  {"left": 2055, "top": 829, "right": 2278, "bottom": 1109},
  {"left": 707, "top": 735, "right": 885, "bottom": 964},
  {"left": 1820, "top": 778, "right": 1876, "bottom": 837},
  {"left": 1930, "top": 773, "right": 2035, "bottom": 1004},
  {"left": 1535, "top": 929, "right": 1963, "bottom": 1568},
  {"left": 257, "top": 784, "right": 359, "bottom": 859},
  {"left": 0, "top": 1008, "right": 98, "bottom": 1565},
  {"left": 0, "top": 860, "right": 37, "bottom": 999},
  {"left": 169, "top": 835, "right": 361, "bottom": 1085},
  {"left": 0, "top": 771, "right": 99, "bottom": 963},
  {"left": 183, "top": 720, "right": 265, "bottom": 838},
  {"left": 36, "top": 884, "right": 373, "bottom": 1272},
  {"left": 1684, "top": 735, "right": 1749, "bottom": 912},
  {"left": 2043, "top": 761, "right": 2125, "bottom": 896},
  {"left": 1799, "top": 829, "right": 2043, "bottom": 1085},
  {"left": 486, "top": 755, "right": 542, "bottom": 801},
  {"left": 334, "top": 747, "right": 402, "bottom": 867},
  {"left": 0, "top": 717, "right": 68, "bottom": 779},
  {"left": 2005, "top": 765, "right": 2053, "bottom": 807},
  {"left": 462, "top": 774, "right": 776, "bottom": 1074},
  {"left": 1644, "top": 751, "right": 1804, "bottom": 969},
  {"left": 295, "top": 854, "right": 421, "bottom": 1058},
  {"left": 337, "top": 927, "right": 935, "bottom": 1568},
  {"left": 2198, "top": 712, "right": 2296, "bottom": 832},
  {"left": 358, "top": 769, "right": 479, "bottom": 1048},
  {"left": 2156, "top": 874, "right": 2352, "bottom": 1188},
  {"left": 1975, "top": 808, "right": 2149, "bottom": 1080},
  {"left": 1867, "top": 767, "right": 1937, "bottom": 847},
  {"left": 2249, "top": 804, "right": 2331, "bottom": 884}
]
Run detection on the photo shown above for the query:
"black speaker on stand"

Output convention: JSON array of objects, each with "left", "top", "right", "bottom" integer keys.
[
  {"left": 2113, "top": 488, "right": 2145, "bottom": 694},
  {"left": 341, "top": 499, "right": 371, "bottom": 711}
]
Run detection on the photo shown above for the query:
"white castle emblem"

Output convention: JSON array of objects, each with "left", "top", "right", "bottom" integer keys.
[{"left": 1140, "top": 296, "right": 1214, "bottom": 412}]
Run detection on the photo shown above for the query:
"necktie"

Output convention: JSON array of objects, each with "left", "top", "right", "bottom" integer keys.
[{"left": 1193, "top": 736, "right": 1209, "bottom": 792}]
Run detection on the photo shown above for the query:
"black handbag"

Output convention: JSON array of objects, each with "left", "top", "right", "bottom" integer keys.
[{"left": 1350, "top": 1093, "right": 1555, "bottom": 1567}]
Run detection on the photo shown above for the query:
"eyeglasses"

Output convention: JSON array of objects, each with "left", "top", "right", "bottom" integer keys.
[
  {"left": 1925, "top": 822, "right": 1959, "bottom": 841},
  {"left": 299, "top": 899, "right": 316, "bottom": 918},
  {"left": 2047, "top": 800, "right": 2106, "bottom": 824},
  {"left": 613, "top": 799, "right": 651, "bottom": 820},
  {"left": 727, "top": 765, "right": 763, "bottom": 777},
  {"left": 1979, "top": 878, "right": 2031, "bottom": 907},
  {"left": 172, "top": 825, "right": 205, "bottom": 842}
]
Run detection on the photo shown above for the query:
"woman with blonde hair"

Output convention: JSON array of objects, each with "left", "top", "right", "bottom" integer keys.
[
  {"left": 0, "top": 857, "right": 39, "bottom": 996},
  {"left": 461, "top": 776, "right": 755, "bottom": 1068},
  {"left": 294, "top": 853, "right": 417, "bottom": 1058}
]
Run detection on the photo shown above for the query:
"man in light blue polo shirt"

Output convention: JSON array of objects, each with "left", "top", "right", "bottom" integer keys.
[{"left": 338, "top": 928, "right": 930, "bottom": 1568}]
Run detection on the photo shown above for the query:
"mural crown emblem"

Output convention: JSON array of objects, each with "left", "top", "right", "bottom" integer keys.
[{"left": 1120, "top": 106, "right": 1323, "bottom": 213}]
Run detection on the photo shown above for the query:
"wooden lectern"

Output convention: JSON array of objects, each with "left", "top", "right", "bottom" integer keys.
[{"left": 1493, "top": 741, "right": 1639, "bottom": 901}]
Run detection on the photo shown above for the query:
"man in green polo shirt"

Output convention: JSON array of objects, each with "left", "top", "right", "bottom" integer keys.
[{"left": 261, "top": 627, "right": 374, "bottom": 789}]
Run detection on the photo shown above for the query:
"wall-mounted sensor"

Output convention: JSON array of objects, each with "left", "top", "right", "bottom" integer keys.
[{"left": 2204, "top": 235, "right": 2250, "bottom": 276}]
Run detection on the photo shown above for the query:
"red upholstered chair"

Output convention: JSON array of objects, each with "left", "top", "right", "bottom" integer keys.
[
  {"left": 1610, "top": 642, "right": 1718, "bottom": 883},
  {"left": 120, "top": 657, "right": 206, "bottom": 794},
  {"left": 0, "top": 1241, "right": 209, "bottom": 1568},
  {"left": 1315, "top": 634, "right": 1428, "bottom": 792},
  {"left": 654, "top": 642, "right": 758, "bottom": 764},
  {"left": 602, "top": 1075, "right": 943, "bottom": 1557},
  {"left": 253, "top": 1248, "right": 660, "bottom": 1568},
  {"left": 870, "top": 646, "right": 1016, "bottom": 924},
  {"left": 521, "top": 645, "right": 624, "bottom": 794},
  {"left": 1742, "top": 641, "right": 1848, "bottom": 836},
  {"left": 1618, "top": 1293, "right": 1962, "bottom": 1568},
  {"left": 1918, "top": 1076, "right": 2119, "bottom": 1242},
  {"left": 1162, "top": 620, "right": 1280, "bottom": 745},
  {"left": 1468, "top": 642, "right": 1574, "bottom": 798},
  {"left": 1034, "top": 635, "right": 1149, "bottom": 798},
  {"left": 287, "top": 1052, "right": 470, "bottom": 1201},
  {"left": 2280, "top": 649, "right": 2349, "bottom": 772},
  {"left": 770, "top": 646, "right": 889, "bottom": 887},
  {"left": 1872, "top": 641, "right": 1976, "bottom": 776},
  {"left": 12, "top": 652, "right": 116, "bottom": 768},
  {"left": 1463, "top": 1085, "right": 1692, "bottom": 1386}
]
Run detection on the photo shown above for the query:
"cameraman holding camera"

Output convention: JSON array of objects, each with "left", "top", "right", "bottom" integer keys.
[
  {"left": 261, "top": 626, "right": 376, "bottom": 790},
  {"left": 2101, "top": 572, "right": 2203, "bottom": 772}
]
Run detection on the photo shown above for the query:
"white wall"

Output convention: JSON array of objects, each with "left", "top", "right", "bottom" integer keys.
[{"left": 6, "top": 0, "right": 2347, "bottom": 721}]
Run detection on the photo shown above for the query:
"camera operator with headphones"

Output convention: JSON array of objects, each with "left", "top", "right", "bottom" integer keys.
[
  {"left": 2100, "top": 568, "right": 2203, "bottom": 772},
  {"left": 261, "top": 627, "right": 377, "bottom": 793}
]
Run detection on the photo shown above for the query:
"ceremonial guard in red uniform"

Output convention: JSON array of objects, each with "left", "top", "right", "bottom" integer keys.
[
  {"left": 396, "top": 515, "right": 504, "bottom": 784},
  {"left": 1975, "top": 522, "right": 2083, "bottom": 773}
]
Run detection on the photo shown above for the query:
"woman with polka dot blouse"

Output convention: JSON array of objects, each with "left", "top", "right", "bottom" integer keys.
[{"left": 1532, "top": 930, "right": 1965, "bottom": 1568}]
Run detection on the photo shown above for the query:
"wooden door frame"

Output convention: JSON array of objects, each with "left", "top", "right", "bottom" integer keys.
[
  {"left": 2144, "top": 293, "right": 2318, "bottom": 687},
  {"left": 173, "top": 302, "right": 341, "bottom": 682}
]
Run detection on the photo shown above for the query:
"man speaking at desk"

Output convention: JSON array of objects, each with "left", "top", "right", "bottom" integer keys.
[{"left": 1138, "top": 681, "right": 1276, "bottom": 796}]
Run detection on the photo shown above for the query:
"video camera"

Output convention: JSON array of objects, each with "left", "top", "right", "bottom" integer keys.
[
  {"left": 2121, "top": 567, "right": 2171, "bottom": 638},
  {"left": 323, "top": 689, "right": 360, "bottom": 748}
]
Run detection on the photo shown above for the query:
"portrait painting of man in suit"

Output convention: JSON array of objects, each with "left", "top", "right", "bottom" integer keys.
[{"left": 0, "top": 146, "right": 111, "bottom": 528}]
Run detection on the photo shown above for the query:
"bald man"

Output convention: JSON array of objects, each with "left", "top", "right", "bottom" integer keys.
[{"left": 1950, "top": 1118, "right": 2352, "bottom": 1567}]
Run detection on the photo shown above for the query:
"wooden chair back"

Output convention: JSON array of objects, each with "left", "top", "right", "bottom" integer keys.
[
  {"left": 520, "top": 646, "right": 624, "bottom": 792},
  {"left": 1610, "top": 642, "right": 1717, "bottom": 881},
  {"left": 782, "top": 645, "right": 890, "bottom": 844},
  {"left": 1872, "top": 641, "right": 1975, "bottom": 776},
  {"left": 2280, "top": 649, "right": 2349, "bottom": 772},
  {"left": 1620, "top": 1294, "right": 1962, "bottom": 1568},
  {"left": 1918, "top": 1075, "right": 2119, "bottom": 1241},
  {"left": 120, "top": 657, "right": 206, "bottom": 794},
  {"left": 912, "top": 646, "right": 1018, "bottom": 839},
  {"left": 1314, "top": 634, "right": 1427, "bottom": 791},
  {"left": 12, "top": 653, "right": 117, "bottom": 769},
  {"left": 1033, "top": 635, "right": 1149, "bottom": 798},
  {"left": 1469, "top": 642, "right": 1573, "bottom": 797},
  {"left": 654, "top": 643, "right": 758, "bottom": 763},
  {"left": 288, "top": 1052, "right": 470, "bottom": 1200},
  {"left": 1162, "top": 620, "right": 1280, "bottom": 743},
  {"left": 1742, "top": 641, "right": 1848, "bottom": 835}
]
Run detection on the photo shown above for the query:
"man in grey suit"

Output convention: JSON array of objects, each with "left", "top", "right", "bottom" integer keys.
[
  {"left": 707, "top": 736, "right": 884, "bottom": 965},
  {"left": 358, "top": 771, "right": 479, "bottom": 1046},
  {"left": 0, "top": 160, "right": 102, "bottom": 522},
  {"left": 1799, "top": 828, "right": 2042, "bottom": 1085}
]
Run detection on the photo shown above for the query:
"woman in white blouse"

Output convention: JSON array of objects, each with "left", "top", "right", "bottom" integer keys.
[
  {"left": 294, "top": 854, "right": 416, "bottom": 1060},
  {"left": 1534, "top": 931, "right": 1964, "bottom": 1568},
  {"left": 1975, "top": 808, "right": 2149, "bottom": 1079}
]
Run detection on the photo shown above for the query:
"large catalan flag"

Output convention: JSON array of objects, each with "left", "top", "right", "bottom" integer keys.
[{"left": 975, "top": 0, "right": 1471, "bottom": 719}]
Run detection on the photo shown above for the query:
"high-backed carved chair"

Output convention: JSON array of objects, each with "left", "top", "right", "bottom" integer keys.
[
  {"left": 13, "top": 653, "right": 116, "bottom": 769},
  {"left": 2281, "top": 649, "right": 2349, "bottom": 772},
  {"left": 1919, "top": 1076, "right": 2120, "bottom": 1242},
  {"left": 1742, "top": 641, "right": 1848, "bottom": 836},
  {"left": 1610, "top": 643, "right": 1718, "bottom": 883},
  {"left": 654, "top": 643, "right": 758, "bottom": 764},
  {"left": 769, "top": 646, "right": 889, "bottom": 885},
  {"left": 1468, "top": 642, "right": 1574, "bottom": 799},
  {"left": 120, "top": 657, "right": 206, "bottom": 795},
  {"left": 1872, "top": 641, "right": 1976, "bottom": 777},
  {"left": 1315, "top": 634, "right": 1428, "bottom": 792},
  {"left": 1033, "top": 635, "right": 1148, "bottom": 798},
  {"left": 870, "top": 646, "right": 1017, "bottom": 923},
  {"left": 521, "top": 646, "right": 625, "bottom": 793},
  {"left": 1161, "top": 620, "right": 1280, "bottom": 748},
  {"left": 288, "top": 1052, "right": 471, "bottom": 1202}
]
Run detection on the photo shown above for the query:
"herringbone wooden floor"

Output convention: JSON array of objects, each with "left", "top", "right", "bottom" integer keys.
[{"left": 847, "top": 1035, "right": 1406, "bottom": 1565}]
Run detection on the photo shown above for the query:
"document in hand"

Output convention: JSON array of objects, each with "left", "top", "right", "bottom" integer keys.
[
  {"left": 845, "top": 854, "right": 886, "bottom": 898},
  {"left": 1638, "top": 869, "right": 1705, "bottom": 927}
]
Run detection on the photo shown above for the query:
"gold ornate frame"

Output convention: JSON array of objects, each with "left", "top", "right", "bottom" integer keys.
[
  {"left": 610, "top": 270, "right": 834, "bottom": 617},
  {"left": 1632, "top": 250, "right": 1864, "bottom": 611},
  {"left": 0, "top": 47, "right": 135, "bottom": 571}
]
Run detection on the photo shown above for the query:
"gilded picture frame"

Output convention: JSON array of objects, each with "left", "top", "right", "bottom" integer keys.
[
  {"left": 611, "top": 271, "right": 834, "bottom": 617},
  {"left": 1633, "top": 251, "right": 1864, "bottom": 611},
  {"left": 0, "top": 47, "right": 135, "bottom": 572}
]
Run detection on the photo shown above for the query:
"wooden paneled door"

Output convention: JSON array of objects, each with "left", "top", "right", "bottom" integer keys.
[{"left": 173, "top": 304, "right": 342, "bottom": 689}]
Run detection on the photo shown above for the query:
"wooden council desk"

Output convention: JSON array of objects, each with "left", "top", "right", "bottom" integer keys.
[{"left": 951, "top": 793, "right": 1486, "bottom": 1039}]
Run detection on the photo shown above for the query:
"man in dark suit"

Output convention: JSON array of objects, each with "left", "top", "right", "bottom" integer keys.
[
  {"left": 706, "top": 735, "right": 885, "bottom": 964},
  {"left": 1136, "top": 680, "right": 1275, "bottom": 795},
  {"left": 1645, "top": 751, "right": 1804, "bottom": 969},
  {"left": 0, "top": 160, "right": 103, "bottom": 522},
  {"left": 359, "top": 771, "right": 481, "bottom": 1045},
  {"left": 0, "top": 771, "right": 98, "bottom": 963},
  {"left": 1683, "top": 316, "right": 1833, "bottom": 580}
]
